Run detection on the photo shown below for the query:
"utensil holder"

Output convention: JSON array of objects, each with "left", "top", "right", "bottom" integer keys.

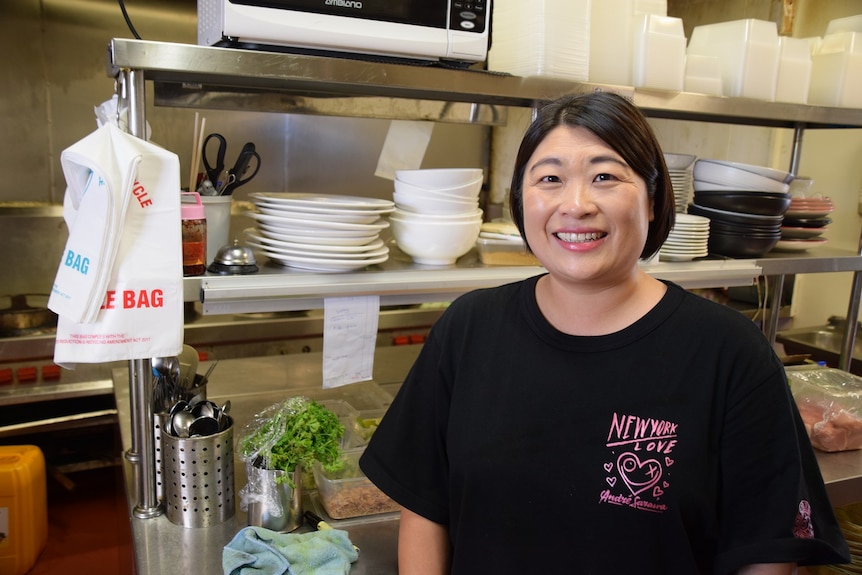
[
  {"left": 162, "top": 416, "right": 235, "bottom": 528},
  {"left": 246, "top": 464, "right": 303, "bottom": 533},
  {"left": 153, "top": 411, "right": 170, "bottom": 503}
]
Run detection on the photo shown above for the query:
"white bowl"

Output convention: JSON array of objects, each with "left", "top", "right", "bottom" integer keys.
[
  {"left": 663, "top": 153, "right": 697, "bottom": 170},
  {"left": 697, "top": 159, "right": 793, "bottom": 183},
  {"left": 391, "top": 207, "right": 483, "bottom": 222},
  {"left": 394, "top": 177, "right": 482, "bottom": 199},
  {"left": 393, "top": 191, "right": 479, "bottom": 215},
  {"left": 395, "top": 168, "right": 483, "bottom": 189},
  {"left": 693, "top": 161, "right": 790, "bottom": 194},
  {"left": 390, "top": 216, "right": 482, "bottom": 266}
]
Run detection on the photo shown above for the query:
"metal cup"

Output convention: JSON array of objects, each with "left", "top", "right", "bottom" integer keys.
[{"left": 246, "top": 464, "right": 303, "bottom": 533}]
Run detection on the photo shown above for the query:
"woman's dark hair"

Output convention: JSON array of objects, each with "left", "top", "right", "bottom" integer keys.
[{"left": 508, "top": 91, "right": 675, "bottom": 260}]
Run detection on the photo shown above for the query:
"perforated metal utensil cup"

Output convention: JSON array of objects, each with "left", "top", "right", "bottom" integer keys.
[{"left": 162, "top": 415, "right": 235, "bottom": 528}]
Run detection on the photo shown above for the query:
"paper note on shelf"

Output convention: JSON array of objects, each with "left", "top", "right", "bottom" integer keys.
[
  {"left": 322, "top": 296, "right": 380, "bottom": 389},
  {"left": 374, "top": 120, "right": 434, "bottom": 181}
]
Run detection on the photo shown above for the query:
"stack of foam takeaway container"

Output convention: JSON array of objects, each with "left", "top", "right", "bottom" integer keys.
[{"left": 487, "top": 3, "right": 862, "bottom": 109}]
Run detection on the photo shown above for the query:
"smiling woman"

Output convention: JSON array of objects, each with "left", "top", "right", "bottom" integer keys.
[{"left": 359, "top": 92, "right": 851, "bottom": 575}]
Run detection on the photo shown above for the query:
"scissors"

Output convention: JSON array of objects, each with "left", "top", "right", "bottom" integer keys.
[{"left": 202, "top": 133, "right": 261, "bottom": 195}]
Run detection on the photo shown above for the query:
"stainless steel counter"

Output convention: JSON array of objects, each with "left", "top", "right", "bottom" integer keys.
[
  {"left": 114, "top": 346, "right": 862, "bottom": 574},
  {"left": 114, "top": 346, "right": 421, "bottom": 575}
]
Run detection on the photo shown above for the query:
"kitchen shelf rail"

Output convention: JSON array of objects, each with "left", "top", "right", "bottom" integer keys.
[
  {"left": 193, "top": 257, "right": 767, "bottom": 314},
  {"left": 108, "top": 38, "right": 862, "bottom": 129},
  {"left": 189, "top": 248, "right": 862, "bottom": 316}
]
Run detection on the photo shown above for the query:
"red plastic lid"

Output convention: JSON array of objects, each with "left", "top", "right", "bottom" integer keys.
[{"left": 181, "top": 192, "right": 206, "bottom": 220}]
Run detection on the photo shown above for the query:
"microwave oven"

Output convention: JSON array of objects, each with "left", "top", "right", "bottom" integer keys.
[{"left": 197, "top": 0, "right": 491, "bottom": 63}]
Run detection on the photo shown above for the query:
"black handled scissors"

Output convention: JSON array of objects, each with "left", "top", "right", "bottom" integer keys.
[
  {"left": 202, "top": 133, "right": 229, "bottom": 187},
  {"left": 202, "top": 134, "right": 261, "bottom": 195},
  {"left": 220, "top": 142, "right": 261, "bottom": 196}
]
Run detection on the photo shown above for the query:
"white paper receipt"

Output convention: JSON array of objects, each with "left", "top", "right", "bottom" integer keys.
[{"left": 322, "top": 296, "right": 380, "bottom": 388}]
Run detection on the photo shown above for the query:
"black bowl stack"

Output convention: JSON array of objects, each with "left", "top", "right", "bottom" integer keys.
[{"left": 689, "top": 159, "right": 793, "bottom": 258}]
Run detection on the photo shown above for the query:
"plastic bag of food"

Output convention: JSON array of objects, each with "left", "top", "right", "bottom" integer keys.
[
  {"left": 236, "top": 397, "right": 345, "bottom": 513},
  {"left": 787, "top": 367, "right": 862, "bottom": 452}
]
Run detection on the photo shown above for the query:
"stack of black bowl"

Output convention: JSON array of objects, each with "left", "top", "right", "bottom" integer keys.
[{"left": 689, "top": 159, "right": 793, "bottom": 258}]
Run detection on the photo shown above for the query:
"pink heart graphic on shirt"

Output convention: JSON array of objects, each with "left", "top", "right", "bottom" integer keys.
[
  {"left": 653, "top": 486, "right": 664, "bottom": 498},
  {"left": 665, "top": 457, "right": 674, "bottom": 467},
  {"left": 617, "top": 452, "right": 663, "bottom": 496},
  {"left": 603, "top": 462, "right": 614, "bottom": 473},
  {"left": 606, "top": 476, "right": 617, "bottom": 487},
  {"left": 663, "top": 481, "right": 669, "bottom": 488}
]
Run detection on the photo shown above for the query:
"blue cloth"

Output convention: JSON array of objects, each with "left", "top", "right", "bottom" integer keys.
[{"left": 223, "top": 526, "right": 358, "bottom": 575}]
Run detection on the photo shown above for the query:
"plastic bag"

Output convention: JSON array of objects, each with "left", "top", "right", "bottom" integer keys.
[
  {"left": 787, "top": 367, "right": 862, "bottom": 452},
  {"left": 236, "top": 397, "right": 345, "bottom": 514}
]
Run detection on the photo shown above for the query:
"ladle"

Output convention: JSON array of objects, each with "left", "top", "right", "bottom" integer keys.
[{"left": 169, "top": 400, "right": 194, "bottom": 438}]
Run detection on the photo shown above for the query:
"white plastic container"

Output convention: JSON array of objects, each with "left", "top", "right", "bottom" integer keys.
[
  {"left": 632, "top": 14, "right": 686, "bottom": 90},
  {"left": 825, "top": 14, "right": 862, "bottom": 35},
  {"left": 488, "top": 0, "right": 590, "bottom": 80},
  {"left": 775, "top": 36, "right": 812, "bottom": 104},
  {"left": 809, "top": 32, "right": 862, "bottom": 108},
  {"left": 687, "top": 19, "right": 780, "bottom": 101},
  {"left": 634, "top": 0, "right": 667, "bottom": 16},
  {"left": 589, "top": 0, "right": 635, "bottom": 85},
  {"left": 684, "top": 54, "right": 724, "bottom": 96}
]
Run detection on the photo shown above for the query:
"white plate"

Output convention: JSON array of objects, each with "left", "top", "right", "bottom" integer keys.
[
  {"left": 247, "top": 210, "right": 390, "bottom": 232},
  {"left": 253, "top": 197, "right": 394, "bottom": 216},
  {"left": 255, "top": 204, "right": 383, "bottom": 224},
  {"left": 663, "top": 240, "right": 708, "bottom": 249},
  {"left": 257, "top": 249, "right": 390, "bottom": 272},
  {"left": 772, "top": 238, "right": 829, "bottom": 252},
  {"left": 257, "top": 224, "right": 380, "bottom": 246},
  {"left": 668, "top": 230, "right": 710, "bottom": 239},
  {"left": 251, "top": 192, "right": 395, "bottom": 211},
  {"left": 246, "top": 229, "right": 385, "bottom": 253},
  {"left": 674, "top": 213, "right": 712, "bottom": 227},
  {"left": 659, "top": 251, "right": 708, "bottom": 262},
  {"left": 247, "top": 238, "right": 390, "bottom": 260},
  {"left": 660, "top": 244, "right": 709, "bottom": 254}
]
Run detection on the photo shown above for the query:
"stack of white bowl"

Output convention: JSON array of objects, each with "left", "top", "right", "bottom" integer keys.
[
  {"left": 664, "top": 152, "right": 697, "bottom": 212},
  {"left": 391, "top": 169, "right": 484, "bottom": 266}
]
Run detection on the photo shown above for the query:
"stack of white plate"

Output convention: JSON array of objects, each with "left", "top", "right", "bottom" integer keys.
[
  {"left": 245, "top": 192, "right": 395, "bottom": 272},
  {"left": 659, "top": 213, "right": 710, "bottom": 262},
  {"left": 664, "top": 153, "right": 696, "bottom": 212}
]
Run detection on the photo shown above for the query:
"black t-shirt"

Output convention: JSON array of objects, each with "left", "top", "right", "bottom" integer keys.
[{"left": 360, "top": 277, "right": 849, "bottom": 574}]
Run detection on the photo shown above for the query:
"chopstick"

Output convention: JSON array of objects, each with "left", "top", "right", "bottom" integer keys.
[{"left": 188, "top": 113, "right": 206, "bottom": 192}]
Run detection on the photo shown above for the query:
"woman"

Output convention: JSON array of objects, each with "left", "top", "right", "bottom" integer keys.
[{"left": 359, "top": 92, "right": 849, "bottom": 574}]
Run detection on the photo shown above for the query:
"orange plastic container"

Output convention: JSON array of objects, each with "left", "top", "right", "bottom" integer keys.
[{"left": 0, "top": 445, "right": 47, "bottom": 575}]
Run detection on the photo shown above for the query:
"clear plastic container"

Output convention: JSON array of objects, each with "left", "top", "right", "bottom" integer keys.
[
  {"left": 476, "top": 238, "right": 541, "bottom": 266},
  {"left": 313, "top": 448, "right": 399, "bottom": 519},
  {"left": 350, "top": 408, "right": 387, "bottom": 447}
]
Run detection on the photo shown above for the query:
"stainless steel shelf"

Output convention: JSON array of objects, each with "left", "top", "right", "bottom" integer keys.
[
  {"left": 108, "top": 38, "right": 862, "bottom": 128},
  {"left": 758, "top": 247, "right": 862, "bottom": 275},
  {"left": 186, "top": 248, "right": 862, "bottom": 315},
  {"left": 188, "top": 246, "right": 770, "bottom": 314}
]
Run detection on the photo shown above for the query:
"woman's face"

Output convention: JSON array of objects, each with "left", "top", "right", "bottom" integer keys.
[{"left": 522, "top": 125, "right": 654, "bottom": 287}]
